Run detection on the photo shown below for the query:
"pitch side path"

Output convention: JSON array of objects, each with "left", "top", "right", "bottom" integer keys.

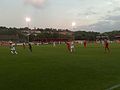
[{"left": 0, "top": 43, "right": 120, "bottom": 90}]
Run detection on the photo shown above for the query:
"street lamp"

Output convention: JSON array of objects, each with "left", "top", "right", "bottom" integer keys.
[{"left": 25, "top": 17, "right": 31, "bottom": 42}]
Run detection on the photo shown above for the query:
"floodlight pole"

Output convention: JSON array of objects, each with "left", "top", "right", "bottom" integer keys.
[
  {"left": 72, "top": 22, "right": 76, "bottom": 41},
  {"left": 72, "top": 27, "right": 75, "bottom": 41},
  {"left": 28, "top": 24, "right": 30, "bottom": 43},
  {"left": 25, "top": 17, "right": 31, "bottom": 43}
]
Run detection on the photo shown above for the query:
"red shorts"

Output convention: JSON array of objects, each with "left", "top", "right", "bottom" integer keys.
[{"left": 105, "top": 43, "right": 108, "bottom": 48}]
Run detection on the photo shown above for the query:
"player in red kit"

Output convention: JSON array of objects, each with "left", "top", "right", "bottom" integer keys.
[
  {"left": 66, "top": 41, "right": 70, "bottom": 52},
  {"left": 84, "top": 40, "right": 87, "bottom": 48},
  {"left": 104, "top": 39, "right": 110, "bottom": 53}
]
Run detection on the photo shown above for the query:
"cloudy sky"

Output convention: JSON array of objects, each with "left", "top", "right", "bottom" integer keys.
[{"left": 0, "top": 0, "right": 120, "bottom": 32}]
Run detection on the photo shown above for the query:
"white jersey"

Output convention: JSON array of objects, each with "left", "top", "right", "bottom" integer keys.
[{"left": 71, "top": 42, "right": 74, "bottom": 48}]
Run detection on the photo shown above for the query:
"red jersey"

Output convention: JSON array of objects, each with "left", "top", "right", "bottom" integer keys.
[
  {"left": 104, "top": 40, "right": 109, "bottom": 48},
  {"left": 84, "top": 40, "right": 87, "bottom": 48},
  {"left": 66, "top": 42, "right": 70, "bottom": 47}
]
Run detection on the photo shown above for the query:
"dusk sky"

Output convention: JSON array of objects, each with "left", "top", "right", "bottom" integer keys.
[{"left": 0, "top": 0, "right": 120, "bottom": 32}]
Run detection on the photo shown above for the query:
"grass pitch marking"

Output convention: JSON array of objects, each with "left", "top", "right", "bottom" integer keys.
[{"left": 106, "top": 84, "right": 120, "bottom": 90}]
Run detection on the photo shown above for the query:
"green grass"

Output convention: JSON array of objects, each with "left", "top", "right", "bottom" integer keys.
[{"left": 0, "top": 43, "right": 120, "bottom": 90}]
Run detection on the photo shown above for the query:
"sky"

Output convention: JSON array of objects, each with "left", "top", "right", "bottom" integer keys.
[{"left": 0, "top": 0, "right": 120, "bottom": 32}]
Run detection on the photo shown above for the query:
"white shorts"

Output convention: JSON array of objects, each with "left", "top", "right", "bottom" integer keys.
[{"left": 71, "top": 45, "right": 74, "bottom": 49}]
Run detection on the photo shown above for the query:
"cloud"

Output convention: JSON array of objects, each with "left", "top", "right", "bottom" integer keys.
[
  {"left": 77, "top": 21, "right": 116, "bottom": 32},
  {"left": 78, "top": 8, "right": 97, "bottom": 16},
  {"left": 78, "top": 11, "right": 97, "bottom": 16},
  {"left": 24, "top": 0, "right": 47, "bottom": 9},
  {"left": 76, "top": 8, "right": 99, "bottom": 20},
  {"left": 106, "top": 15, "right": 120, "bottom": 21},
  {"left": 77, "top": 15, "right": 120, "bottom": 32},
  {"left": 107, "top": 7, "right": 120, "bottom": 14}
]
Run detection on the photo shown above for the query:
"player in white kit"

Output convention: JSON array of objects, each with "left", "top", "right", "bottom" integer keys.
[
  {"left": 70, "top": 41, "right": 75, "bottom": 53},
  {"left": 10, "top": 44, "right": 18, "bottom": 54}
]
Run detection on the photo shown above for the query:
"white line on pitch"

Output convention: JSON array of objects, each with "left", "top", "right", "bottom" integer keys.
[{"left": 106, "top": 84, "right": 120, "bottom": 90}]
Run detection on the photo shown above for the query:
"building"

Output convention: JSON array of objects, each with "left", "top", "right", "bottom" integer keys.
[{"left": 0, "top": 34, "right": 19, "bottom": 41}]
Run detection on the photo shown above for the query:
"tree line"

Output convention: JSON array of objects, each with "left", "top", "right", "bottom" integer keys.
[{"left": 0, "top": 26, "right": 120, "bottom": 41}]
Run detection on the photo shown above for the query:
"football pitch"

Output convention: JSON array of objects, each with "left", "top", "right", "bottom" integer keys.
[{"left": 0, "top": 43, "right": 120, "bottom": 90}]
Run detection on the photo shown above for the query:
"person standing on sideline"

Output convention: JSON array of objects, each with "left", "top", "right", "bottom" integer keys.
[
  {"left": 84, "top": 40, "right": 87, "bottom": 48},
  {"left": 53, "top": 42, "right": 56, "bottom": 47},
  {"left": 23, "top": 43, "right": 26, "bottom": 49},
  {"left": 28, "top": 43, "right": 32, "bottom": 52}
]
